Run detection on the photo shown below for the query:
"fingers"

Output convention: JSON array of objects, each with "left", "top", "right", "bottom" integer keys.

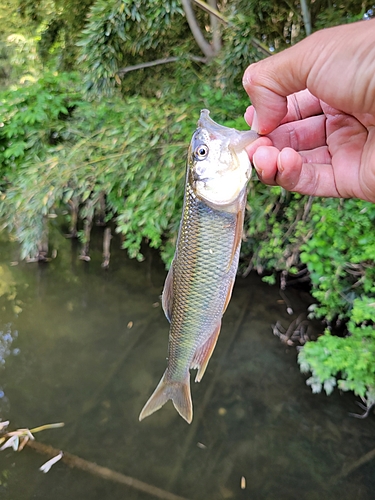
[
  {"left": 251, "top": 146, "right": 341, "bottom": 198},
  {"left": 244, "top": 90, "right": 322, "bottom": 130},
  {"left": 245, "top": 135, "right": 273, "bottom": 159},
  {"left": 245, "top": 112, "right": 327, "bottom": 171},
  {"left": 243, "top": 20, "right": 375, "bottom": 134},
  {"left": 280, "top": 91, "right": 322, "bottom": 124},
  {"left": 243, "top": 42, "right": 312, "bottom": 134},
  {"left": 268, "top": 114, "right": 327, "bottom": 151}
]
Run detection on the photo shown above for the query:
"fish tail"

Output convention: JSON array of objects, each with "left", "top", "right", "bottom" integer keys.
[{"left": 139, "top": 370, "right": 193, "bottom": 424}]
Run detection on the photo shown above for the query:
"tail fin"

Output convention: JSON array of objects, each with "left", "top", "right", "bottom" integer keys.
[{"left": 139, "top": 370, "right": 193, "bottom": 424}]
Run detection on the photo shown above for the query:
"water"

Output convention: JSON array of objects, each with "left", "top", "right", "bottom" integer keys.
[{"left": 0, "top": 230, "right": 374, "bottom": 499}]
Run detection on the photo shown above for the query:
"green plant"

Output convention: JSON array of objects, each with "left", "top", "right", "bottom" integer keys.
[{"left": 299, "top": 297, "right": 375, "bottom": 405}]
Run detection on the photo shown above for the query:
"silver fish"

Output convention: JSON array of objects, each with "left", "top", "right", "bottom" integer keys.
[{"left": 139, "top": 109, "right": 258, "bottom": 423}]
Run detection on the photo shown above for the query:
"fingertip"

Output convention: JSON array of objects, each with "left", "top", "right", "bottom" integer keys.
[
  {"left": 252, "top": 155, "right": 262, "bottom": 179},
  {"left": 276, "top": 148, "right": 304, "bottom": 189},
  {"left": 244, "top": 106, "right": 254, "bottom": 127},
  {"left": 251, "top": 110, "right": 259, "bottom": 133},
  {"left": 252, "top": 145, "right": 280, "bottom": 185},
  {"left": 245, "top": 136, "right": 273, "bottom": 161},
  {"left": 278, "top": 147, "right": 303, "bottom": 170}
]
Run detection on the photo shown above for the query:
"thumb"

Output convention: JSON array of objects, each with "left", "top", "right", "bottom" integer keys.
[
  {"left": 243, "top": 20, "right": 375, "bottom": 135},
  {"left": 243, "top": 43, "right": 310, "bottom": 135}
]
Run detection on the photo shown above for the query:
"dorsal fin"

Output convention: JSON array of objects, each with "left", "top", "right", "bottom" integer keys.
[{"left": 161, "top": 261, "right": 174, "bottom": 322}]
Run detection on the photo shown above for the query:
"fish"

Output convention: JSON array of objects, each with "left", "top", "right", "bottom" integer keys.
[{"left": 139, "top": 109, "right": 258, "bottom": 424}]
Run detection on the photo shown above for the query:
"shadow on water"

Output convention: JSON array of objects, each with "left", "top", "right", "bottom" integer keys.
[{"left": 0, "top": 230, "right": 374, "bottom": 499}]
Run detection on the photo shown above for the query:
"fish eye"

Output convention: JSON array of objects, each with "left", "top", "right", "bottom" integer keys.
[{"left": 194, "top": 144, "right": 209, "bottom": 161}]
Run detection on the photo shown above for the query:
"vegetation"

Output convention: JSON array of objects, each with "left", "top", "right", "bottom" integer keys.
[{"left": 1, "top": 0, "right": 375, "bottom": 407}]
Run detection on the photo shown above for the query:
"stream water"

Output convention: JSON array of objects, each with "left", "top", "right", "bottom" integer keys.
[{"left": 0, "top": 229, "right": 374, "bottom": 500}]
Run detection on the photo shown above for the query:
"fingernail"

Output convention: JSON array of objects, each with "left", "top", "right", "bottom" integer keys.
[
  {"left": 277, "top": 153, "right": 284, "bottom": 173},
  {"left": 252, "top": 156, "right": 263, "bottom": 178},
  {"left": 251, "top": 110, "right": 259, "bottom": 133}
]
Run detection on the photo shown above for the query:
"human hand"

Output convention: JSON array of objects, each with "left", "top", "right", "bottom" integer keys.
[{"left": 242, "top": 20, "right": 375, "bottom": 202}]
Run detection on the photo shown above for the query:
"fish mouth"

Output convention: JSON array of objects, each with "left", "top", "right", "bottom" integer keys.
[{"left": 198, "top": 109, "right": 259, "bottom": 151}]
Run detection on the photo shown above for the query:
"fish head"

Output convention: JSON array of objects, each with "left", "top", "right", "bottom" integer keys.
[{"left": 188, "top": 109, "right": 258, "bottom": 209}]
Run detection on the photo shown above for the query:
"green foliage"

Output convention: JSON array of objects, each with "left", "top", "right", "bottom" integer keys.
[
  {"left": 77, "top": 0, "right": 191, "bottom": 96},
  {"left": 299, "top": 297, "right": 375, "bottom": 405},
  {"left": 218, "top": 0, "right": 303, "bottom": 90},
  {"left": 241, "top": 182, "right": 311, "bottom": 277},
  {"left": 18, "top": 0, "right": 96, "bottom": 70},
  {"left": 295, "top": 200, "right": 375, "bottom": 405},
  {"left": 241, "top": 188, "right": 375, "bottom": 405},
  {"left": 299, "top": 198, "right": 375, "bottom": 320},
  {"left": 313, "top": 0, "right": 366, "bottom": 29},
  {"left": 0, "top": 71, "right": 248, "bottom": 261}
]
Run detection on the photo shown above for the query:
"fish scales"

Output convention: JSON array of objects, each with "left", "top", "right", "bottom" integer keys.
[
  {"left": 168, "top": 183, "right": 239, "bottom": 378},
  {"left": 139, "top": 109, "right": 258, "bottom": 424}
]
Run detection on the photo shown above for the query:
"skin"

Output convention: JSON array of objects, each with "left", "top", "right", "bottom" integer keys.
[{"left": 242, "top": 19, "right": 375, "bottom": 202}]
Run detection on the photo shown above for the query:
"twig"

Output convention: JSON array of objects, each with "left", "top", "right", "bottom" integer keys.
[
  {"left": 192, "top": 0, "right": 229, "bottom": 24},
  {"left": 279, "top": 289, "right": 294, "bottom": 315},
  {"left": 26, "top": 440, "right": 190, "bottom": 500},
  {"left": 192, "top": 0, "right": 271, "bottom": 56},
  {"left": 118, "top": 55, "right": 207, "bottom": 75},
  {"left": 348, "top": 402, "right": 375, "bottom": 419}
]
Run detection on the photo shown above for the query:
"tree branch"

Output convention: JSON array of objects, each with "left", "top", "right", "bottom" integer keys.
[
  {"left": 118, "top": 55, "right": 207, "bottom": 75},
  {"left": 300, "top": 0, "right": 312, "bottom": 35},
  {"left": 180, "top": 0, "right": 215, "bottom": 58},
  {"left": 192, "top": 0, "right": 229, "bottom": 24},
  {"left": 207, "top": 0, "right": 222, "bottom": 54},
  {"left": 26, "top": 439, "right": 190, "bottom": 500}
]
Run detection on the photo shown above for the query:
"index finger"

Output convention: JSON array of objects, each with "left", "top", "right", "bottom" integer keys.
[
  {"left": 280, "top": 90, "right": 322, "bottom": 124},
  {"left": 244, "top": 90, "right": 322, "bottom": 129}
]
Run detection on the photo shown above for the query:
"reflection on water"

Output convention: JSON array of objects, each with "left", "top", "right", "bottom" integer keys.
[
  {"left": 0, "top": 230, "right": 374, "bottom": 500},
  {"left": 0, "top": 324, "right": 18, "bottom": 366}
]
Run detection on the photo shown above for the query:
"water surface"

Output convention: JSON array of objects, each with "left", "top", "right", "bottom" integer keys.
[{"left": 0, "top": 231, "right": 374, "bottom": 499}]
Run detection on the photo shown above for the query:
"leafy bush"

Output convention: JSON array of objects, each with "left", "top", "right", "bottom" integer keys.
[
  {"left": 0, "top": 71, "right": 249, "bottom": 260},
  {"left": 299, "top": 297, "right": 375, "bottom": 405},
  {"left": 299, "top": 198, "right": 375, "bottom": 321},
  {"left": 241, "top": 187, "right": 375, "bottom": 405}
]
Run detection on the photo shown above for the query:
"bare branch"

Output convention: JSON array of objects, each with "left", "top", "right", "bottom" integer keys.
[
  {"left": 300, "top": 0, "right": 312, "bottom": 35},
  {"left": 118, "top": 55, "right": 207, "bottom": 76},
  {"left": 180, "top": 0, "right": 215, "bottom": 58},
  {"left": 207, "top": 0, "right": 222, "bottom": 54}
]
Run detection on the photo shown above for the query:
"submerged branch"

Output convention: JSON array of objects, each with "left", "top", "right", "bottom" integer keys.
[
  {"left": 26, "top": 440, "right": 190, "bottom": 500},
  {"left": 334, "top": 445, "right": 375, "bottom": 481}
]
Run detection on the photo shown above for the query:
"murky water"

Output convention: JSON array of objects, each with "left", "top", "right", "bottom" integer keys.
[{"left": 0, "top": 229, "right": 374, "bottom": 500}]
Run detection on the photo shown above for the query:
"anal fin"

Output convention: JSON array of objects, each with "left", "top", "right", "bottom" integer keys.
[{"left": 191, "top": 322, "right": 221, "bottom": 383}]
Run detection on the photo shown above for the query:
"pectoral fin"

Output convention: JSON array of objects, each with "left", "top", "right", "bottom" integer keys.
[
  {"left": 161, "top": 262, "right": 174, "bottom": 322},
  {"left": 191, "top": 322, "right": 221, "bottom": 383}
]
